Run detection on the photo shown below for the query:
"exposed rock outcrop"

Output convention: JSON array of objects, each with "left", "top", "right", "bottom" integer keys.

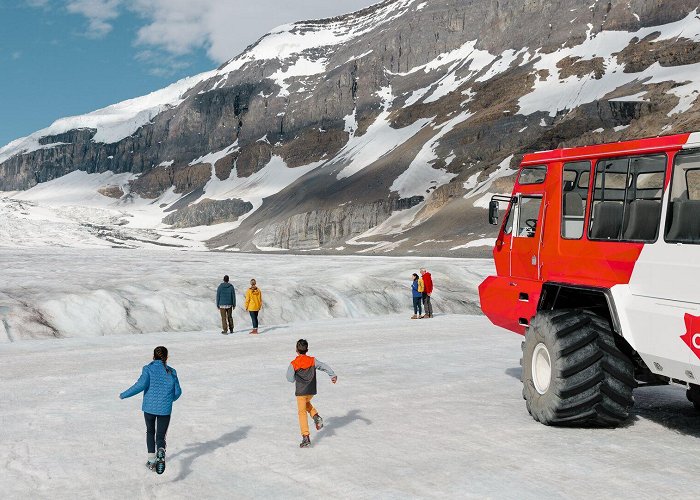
[{"left": 162, "top": 198, "right": 253, "bottom": 228}]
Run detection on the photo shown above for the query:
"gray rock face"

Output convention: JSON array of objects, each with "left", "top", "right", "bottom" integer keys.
[
  {"left": 252, "top": 196, "right": 424, "bottom": 250},
  {"left": 2, "top": 0, "right": 700, "bottom": 254},
  {"left": 162, "top": 198, "right": 253, "bottom": 228}
]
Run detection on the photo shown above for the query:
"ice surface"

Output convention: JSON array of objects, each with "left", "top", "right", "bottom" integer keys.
[
  {"left": 1, "top": 314, "right": 699, "bottom": 498},
  {"left": 0, "top": 248, "right": 491, "bottom": 341}
]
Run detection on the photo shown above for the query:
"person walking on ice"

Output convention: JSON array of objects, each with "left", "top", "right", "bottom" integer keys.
[
  {"left": 217, "top": 275, "right": 236, "bottom": 334},
  {"left": 420, "top": 268, "right": 434, "bottom": 318},
  {"left": 411, "top": 272, "right": 424, "bottom": 319},
  {"left": 286, "top": 339, "right": 337, "bottom": 448},
  {"left": 244, "top": 278, "right": 262, "bottom": 334},
  {"left": 119, "top": 346, "right": 182, "bottom": 474}
]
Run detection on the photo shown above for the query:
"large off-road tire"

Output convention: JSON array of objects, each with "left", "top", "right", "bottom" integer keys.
[
  {"left": 521, "top": 309, "right": 636, "bottom": 427},
  {"left": 686, "top": 385, "right": 700, "bottom": 411}
]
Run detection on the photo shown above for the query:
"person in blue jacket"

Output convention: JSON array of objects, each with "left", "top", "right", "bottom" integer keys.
[
  {"left": 411, "top": 273, "right": 424, "bottom": 319},
  {"left": 216, "top": 275, "right": 236, "bottom": 334},
  {"left": 120, "top": 346, "right": 182, "bottom": 474}
]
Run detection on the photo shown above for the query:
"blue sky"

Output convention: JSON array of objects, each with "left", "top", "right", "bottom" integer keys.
[{"left": 0, "top": 0, "right": 378, "bottom": 147}]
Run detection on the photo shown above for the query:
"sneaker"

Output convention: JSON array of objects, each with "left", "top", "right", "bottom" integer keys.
[
  {"left": 299, "top": 435, "right": 311, "bottom": 448},
  {"left": 146, "top": 461, "right": 156, "bottom": 472},
  {"left": 313, "top": 414, "right": 324, "bottom": 430},
  {"left": 155, "top": 447, "right": 166, "bottom": 475}
]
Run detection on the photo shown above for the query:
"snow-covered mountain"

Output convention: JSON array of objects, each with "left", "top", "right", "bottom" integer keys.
[{"left": 2, "top": 0, "right": 700, "bottom": 254}]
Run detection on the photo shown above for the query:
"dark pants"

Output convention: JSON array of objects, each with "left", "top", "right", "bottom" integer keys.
[
  {"left": 412, "top": 297, "right": 422, "bottom": 315},
  {"left": 144, "top": 412, "right": 171, "bottom": 453},
  {"left": 249, "top": 311, "right": 259, "bottom": 329},
  {"left": 422, "top": 293, "right": 433, "bottom": 317},
  {"left": 220, "top": 307, "right": 233, "bottom": 332}
]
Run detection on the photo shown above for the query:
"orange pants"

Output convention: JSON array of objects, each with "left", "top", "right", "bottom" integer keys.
[{"left": 296, "top": 395, "right": 318, "bottom": 436}]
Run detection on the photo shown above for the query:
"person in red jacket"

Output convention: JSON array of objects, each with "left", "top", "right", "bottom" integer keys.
[{"left": 420, "top": 268, "right": 434, "bottom": 318}]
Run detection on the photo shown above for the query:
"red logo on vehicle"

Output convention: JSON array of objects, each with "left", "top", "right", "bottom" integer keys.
[{"left": 680, "top": 313, "right": 700, "bottom": 360}]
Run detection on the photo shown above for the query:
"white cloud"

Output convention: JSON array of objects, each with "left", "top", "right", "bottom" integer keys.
[
  {"left": 33, "top": 0, "right": 382, "bottom": 70},
  {"left": 66, "top": 0, "right": 121, "bottom": 38},
  {"left": 128, "top": 0, "right": 382, "bottom": 62}
]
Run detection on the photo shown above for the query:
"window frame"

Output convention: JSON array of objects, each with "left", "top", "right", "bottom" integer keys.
[
  {"left": 561, "top": 161, "right": 591, "bottom": 241},
  {"left": 589, "top": 153, "right": 667, "bottom": 244},
  {"left": 513, "top": 194, "right": 544, "bottom": 239},
  {"left": 664, "top": 150, "right": 700, "bottom": 245},
  {"left": 517, "top": 165, "right": 547, "bottom": 186}
]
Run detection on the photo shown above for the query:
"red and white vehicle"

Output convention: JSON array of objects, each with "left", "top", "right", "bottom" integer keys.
[{"left": 479, "top": 133, "right": 700, "bottom": 426}]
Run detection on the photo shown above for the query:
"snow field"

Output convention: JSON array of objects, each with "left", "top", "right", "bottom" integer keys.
[
  {"left": 1, "top": 314, "right": 699, "bottom": 499},
  {"left": 0, "top": 249, "right": 491, "bottom": 341}
]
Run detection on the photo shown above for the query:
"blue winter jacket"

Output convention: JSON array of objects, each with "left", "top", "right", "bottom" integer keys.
[
  {"left": 411, "top": 280, "right": 422, "bottom": 298},
  {"left": 120, "top": 361, "right": 182, "bottom": 416},
  {"left": 216, "top": 282, "right": 236, "bottom": 308}
]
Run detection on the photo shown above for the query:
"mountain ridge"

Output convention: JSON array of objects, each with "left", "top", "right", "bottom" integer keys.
[{"left": 2, "top": 0, "right": 700, "bottom": 255}]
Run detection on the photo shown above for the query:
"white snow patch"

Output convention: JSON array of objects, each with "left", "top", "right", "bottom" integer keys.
[
  {"left": 336, "top": 87, "right": 432, "bottom": 180},
  {"left": 190, "top": 142, "right": 239, "bottom": 167},
  {"left": 269, "top": 57, "right": 327, "bottom": 97},
  {"left": 450, "top": 238, "right": 497, "bottom": 250},
  {"left": 518, "top": 11, "right": 700, "bottom": 118},
  {"left": 609, "top": 91, "right": 647, "bottom": 102},
  {"left": 391, "top": 112, "right": 471, "bottom": 197}
]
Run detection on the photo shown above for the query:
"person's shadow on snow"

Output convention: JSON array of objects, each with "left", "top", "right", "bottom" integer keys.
[
  {"left": 169, "top": 426, "right": 252, "bottom": 481},
  {"left": 314, "top": 410, "right": 371, "bottom": 445}
]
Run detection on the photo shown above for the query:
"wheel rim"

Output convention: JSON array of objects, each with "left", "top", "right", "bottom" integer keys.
[{"left": 532, "top": 343, "right": 552, "bottom": 395}]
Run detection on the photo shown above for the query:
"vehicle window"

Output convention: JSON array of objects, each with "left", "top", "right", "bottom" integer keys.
[
  {"left": 563, "top": 170, "right": 576, "bottom": 185},
  {"left": 687, "top": 169, "right": 700, "bottom": 200},
  {"left": 665, "top": 152, "right": 700, "bottom": 244},
  {"left": 515, "top": 196, "right": 542, "bottom": 238},
  {"left": 518, "top": 166, "right": 547, "bottom": 185},
  {"left": 561, "top": 161, "right": 590, "bottom": 239},
  {"left": 504, "top": 202, "right": 515, "bottom": 235},
  {"left": 577, "top": 171, "right": 590, "bottom": 189},
  {"left": 589, "top": 154, "right": 666, "bottom": 242}
]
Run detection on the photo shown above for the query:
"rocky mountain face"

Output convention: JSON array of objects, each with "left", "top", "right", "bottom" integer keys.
[{"left": 2, "top": 0, "right": 700, "bottom": 255}]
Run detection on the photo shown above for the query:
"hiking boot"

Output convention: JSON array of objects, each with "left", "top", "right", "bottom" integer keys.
[
  {"left": 313, "top": 414, "right": 324, "bottom": 430},
  {"left": 249, "top": 328, "right": 259, "bottom": 334},
  {"left": 419, "top": 315, "right": 425, "bottom": 319},
  {"left": 155, "top": 447, "right": 166, "bottom": 474},
  {"left": 299, "top": 435, "right": 311, "bottom": 448},
  {"left": 221, "top": 330, "right": 228, "bottom": 335},
  {"left": 410, "top": 314, "right": 418, "bottom": 319}
]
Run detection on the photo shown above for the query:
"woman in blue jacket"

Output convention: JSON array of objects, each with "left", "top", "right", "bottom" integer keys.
[
  {"left": 411, "top": 273, "right": 424, "bottom": 319},
  {"left": 120, "top": 346, "right": 182, "bottom": 474}
]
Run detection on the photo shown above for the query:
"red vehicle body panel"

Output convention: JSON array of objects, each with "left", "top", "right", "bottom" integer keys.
[{"left": 479, "top": 133, "right": 691, "bottom": 336}]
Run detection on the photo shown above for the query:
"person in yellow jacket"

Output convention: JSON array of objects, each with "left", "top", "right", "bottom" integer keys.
[{"left": 244, "top": 278, "right": 263, "bottom": 334}]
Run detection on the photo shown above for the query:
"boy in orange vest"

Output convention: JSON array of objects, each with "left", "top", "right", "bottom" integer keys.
[{"left": 286, "top": 339, "right": 337, "bottom": 448}]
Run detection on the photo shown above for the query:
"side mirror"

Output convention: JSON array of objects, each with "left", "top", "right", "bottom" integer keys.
[{"left": 488, "top": 200, "right": 499, "bottom": 225}]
